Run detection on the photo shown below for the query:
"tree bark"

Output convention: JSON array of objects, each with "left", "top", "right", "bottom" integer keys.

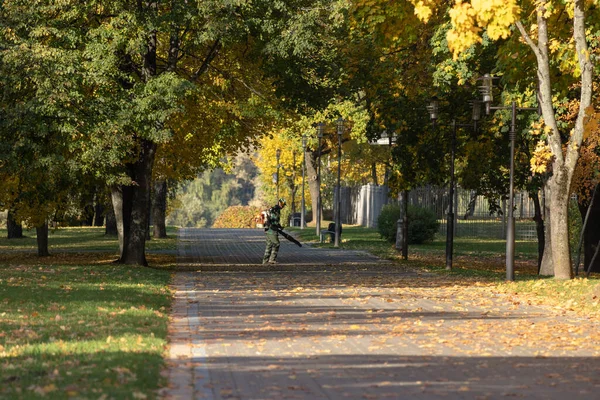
[
  {"left": 395, "top": 190, "right": 409, "bottom": 259},
  {"left": 36, "top": 222, "right": 49, "bottom": 257},
  {"left": 371, "top": 163, "right": 378, "bottom": 185},
  {"left": 531, "top": 190, "right": 545, "bottom": 273},
  {"left": 111, "top": 184, "right": 131, "bottom": 256},
  {"left": 539, "top": 186, "right": 554, "bottom": 275},
  {"left": 547, "top": 170, "right": 574, "bottom": 279},
  {"left": 305, "top": 150, "right": 320, "bottom": 225},
  {"left": 7, "top": 210, "right": 23, "bottom": 239},
  {"left": 105, "top": 204, "right": 117, "bottom": 236},
  {"left": 152, "top": 179, "right": 168, "bottom": 238},
  {"left": 112, "top": 139, "right": 156, "bottom": 266},
  {"left": 94, "top": 202, "right": 105, "bottom": 227}
]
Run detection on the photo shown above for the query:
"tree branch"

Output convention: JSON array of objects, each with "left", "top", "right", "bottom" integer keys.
[
  {"left": 515, "top": 21, "right": 541, "bottom": 58},
  {"left": 191, "top": 38, "right": 221, "bottom": 81}
]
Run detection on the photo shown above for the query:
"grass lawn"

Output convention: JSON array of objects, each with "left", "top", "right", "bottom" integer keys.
[
  {"left": 0, "top": 227, "right": 176, "bottom": 399},
  {"left": 291, "top": 224, "right": 538, "bottom": 273}
]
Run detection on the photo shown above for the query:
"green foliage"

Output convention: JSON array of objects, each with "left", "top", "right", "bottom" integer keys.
[
  {"left": 377, "top": 204, "right": 401, "bottom": 243},
  {"left": 377, "top": 204, "right": 439, "bottom": 244},
  {"left": 213, "top": 206, "right": 262, "bottom": 228}
]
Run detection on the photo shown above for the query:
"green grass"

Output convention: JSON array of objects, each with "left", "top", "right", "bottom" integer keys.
[
  {"left": 291, "top": 224, "right": 538, "bottom": 261},
  {"left": 0, "top": 226, "right": 178, "bottom": 253},
  {"left": 0, "top": 227, "right": 175, "bottom": 399}
]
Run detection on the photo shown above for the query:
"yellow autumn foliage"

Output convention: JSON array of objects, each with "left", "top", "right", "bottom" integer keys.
[
  {"left": 408, "top": 0, "right": 520, "bottom": 58},
  {"left": 530, "top": 141, "right": 554, "bottom": 174}
]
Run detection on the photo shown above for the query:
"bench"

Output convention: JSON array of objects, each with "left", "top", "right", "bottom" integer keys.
[{"left": 319, "top": 223, "right": 342, "bottom": 243}]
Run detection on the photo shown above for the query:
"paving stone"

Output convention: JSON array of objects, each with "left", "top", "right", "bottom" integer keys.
[{"left": 163, "top": 228, "right": 600, "bottom": 400}]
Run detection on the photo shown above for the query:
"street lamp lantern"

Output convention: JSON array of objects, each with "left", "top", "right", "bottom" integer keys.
[
  {"left": 479, "top": 73, "right": 494, "bottom": 103},
  {"left": 334, "top": 118, "right": 344, "bottom": 248},
  {"left": 426, "top": 96, "right": 439, "bottom": 124},
  {"left": 337, "top": 117, "right": 345, "bottom": 136},
  {"left": 316, "top": 123, "right": 324, "bottom": 237},
  {"left": 479, "top": 73, "right": 494, "bottom": 115},
  {"left": 301, "top": 135, "right": 307, "bottom": 229}
]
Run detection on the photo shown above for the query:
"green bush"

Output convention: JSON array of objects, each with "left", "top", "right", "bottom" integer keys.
[
  {"left": 377, "top": 204, "right": 400, "bottom": 243},
  {"left": 212, "top": 206, "right": 262, "bottom": 228},
  {"left": 377, "top": 204, "right": 439, "bottom": 244}
]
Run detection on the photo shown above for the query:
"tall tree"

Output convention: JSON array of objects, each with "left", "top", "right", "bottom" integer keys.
[{"left": 405, "top": 0, "right": 596, "bottom": 279}]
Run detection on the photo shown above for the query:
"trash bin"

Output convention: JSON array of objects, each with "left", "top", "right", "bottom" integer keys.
[{"left": 290, "top": 213, "right": 301, "bottom": 227}]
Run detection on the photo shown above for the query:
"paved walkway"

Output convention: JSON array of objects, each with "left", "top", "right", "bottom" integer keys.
[
  {"left": 164, "top": 228, "right": 600, "bottom": 399},
  {"left": 175, "top": 228, "right": 389, "bottom": 268}
]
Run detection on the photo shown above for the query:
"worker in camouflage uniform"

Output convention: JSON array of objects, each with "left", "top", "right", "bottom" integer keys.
[{"left": 262, "top": 198, "right": 286, "bottom": 264}]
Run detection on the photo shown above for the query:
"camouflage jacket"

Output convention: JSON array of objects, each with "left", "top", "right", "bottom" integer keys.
[{"left": 265, "top": 205, "right": 283, "bottom": 232}]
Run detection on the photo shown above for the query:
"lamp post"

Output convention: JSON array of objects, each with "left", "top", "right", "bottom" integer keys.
[
  {"left": 479, "top": 73, "right": 537, "bottom": 281},
  {"left": 301, "top": 135, "right": 307, "bottom": 229},
  {"left": 335, "top": 118, "right": 344, "bottom": 247},
  {"left": 427, "top": 97, "right": 479, "bottom": 270},
  {"left": 276, "top": 148, "right": 281, "bottom": 199},
  {"left": 316, "top": 123, "right": 324, "bottom": 237}
]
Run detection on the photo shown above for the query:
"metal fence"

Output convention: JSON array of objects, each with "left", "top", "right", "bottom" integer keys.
[
  {"left": 407, "top": 186, "right": 538, "bottom": 240},
  {"left": 340, "top": 184, "right": 545, "bottom": 240}
]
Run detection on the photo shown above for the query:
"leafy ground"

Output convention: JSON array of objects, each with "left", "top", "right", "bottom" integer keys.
[
  {"left": 291, "top": 224, "right": 600, "bottom": 318},
  {"left": 3, "top": 225, "right": 600, "bottom": 398},
  {"left": 0, "top": 228, "right": 176, "bottom": 399}
]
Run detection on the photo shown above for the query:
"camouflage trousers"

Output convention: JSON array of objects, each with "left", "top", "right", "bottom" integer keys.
[{"left": 262, "top": 231, "right": 280, "bottom": 263}]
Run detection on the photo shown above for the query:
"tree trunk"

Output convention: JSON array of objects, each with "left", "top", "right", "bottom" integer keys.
[
  {"left": 152, "top": 179, "right": 168, "bottom": 238},
  {"left": 516, "top": 0, "right": 592, "bottom": 279},
  {"left": 118, "top": 139, "right": 157, "bottom": 266},
  {"left": 539, "top": 186, "right": 554, "bottom": 275},
  {"left": 395, "top": 190, "right": 409, "bottom": 259},
  {"left": 111, "top": 184, "right": 130, "bottom": 257},
  {"left": 105, "top": 204, "right": 117, "bottom": 236},
  {"left": 36, "top": 222, "right": 49, "bottom": 257},
  {"left": 548, "top": 173, "right": 573, "bottom": 279},
  {"left": 305, "top": 150, "right": 320, "bottom": 225},
  {"left": 7, "top": 210, "right": 23, "bottom": 239},
  {"left": 94, "top": 202, "right": 105, "bottom": 227},
  {"left": 463, "top": 191, "right": 477, "bottom": 219},
  {"left": 530, "top": 190, "right": 545, "bottom": 273},
  {"left": 371, "top": 163, "right": 378, "bottom": 185}
]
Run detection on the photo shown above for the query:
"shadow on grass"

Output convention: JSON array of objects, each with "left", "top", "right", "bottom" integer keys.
[{"left": 0, "top": 350, "right": 165, "bottom": 399}]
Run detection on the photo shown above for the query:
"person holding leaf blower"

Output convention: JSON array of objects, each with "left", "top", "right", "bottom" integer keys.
[{"left": 262, "top": 198, "right": 287, "bottom": 264}]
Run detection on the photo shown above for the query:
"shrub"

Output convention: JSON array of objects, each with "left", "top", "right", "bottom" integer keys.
[
  {"left": 377, "top": 204, "right": 400, "bottom": 243},
  {"left": 212, "top": 206, "right": 262, "bottom": 228},
  {"left": 377, "top": 204, "right": 439, "bottom": 244},
  {"left": 408, "top": 205, "right": 440, "bottom": 244}
]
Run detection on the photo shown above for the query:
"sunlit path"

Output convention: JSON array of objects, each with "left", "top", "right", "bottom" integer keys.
[
  {"left": 176, "top": 228, "right": 390, "bottom": 268},
  {"left": 163, "top": 228, "right": 600, "bottom": 400}
]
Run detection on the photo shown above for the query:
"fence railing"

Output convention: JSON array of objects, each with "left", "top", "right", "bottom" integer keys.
[
  {"left": 407, "top": 186, "right": 540, "bottom": 240},
  {"left": 344, "top": 184, "right": 544, "bottom": 240}
]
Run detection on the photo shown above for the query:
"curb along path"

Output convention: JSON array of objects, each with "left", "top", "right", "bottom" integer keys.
[{"left": 164, "top": 228, "right": 600, "bottom": 399}]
